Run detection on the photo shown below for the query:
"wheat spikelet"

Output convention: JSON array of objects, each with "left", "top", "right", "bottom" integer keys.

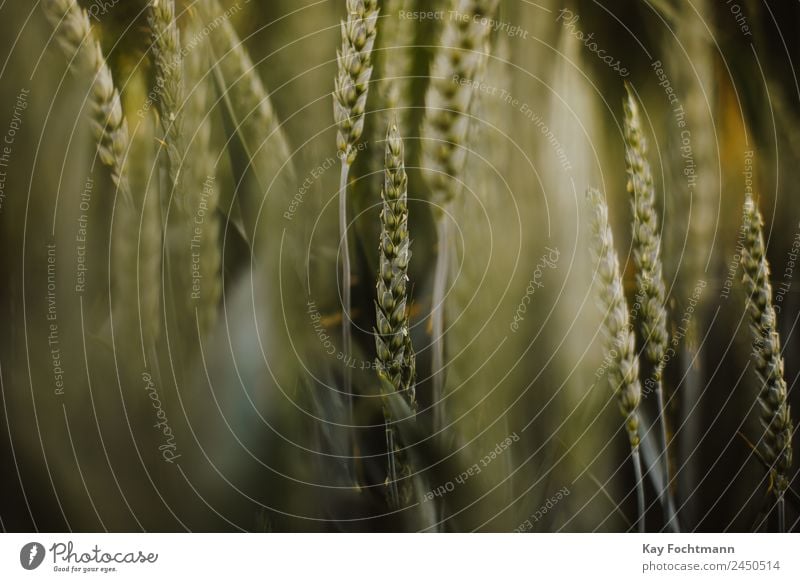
[
  {"left": 741, "top": 195, "right": 794, "bottom": 530},
  {"left": 42, "top": 0, "right": 133, "bottom": 207},
  {"left": 623, "top": 84, "right": 674, "bottom": 525},
  {"left": 148, "top": 0, "right": 186, "bottom": 208},
  {"left": 587, "top": 187, "right": 645, "bottom": 532}
]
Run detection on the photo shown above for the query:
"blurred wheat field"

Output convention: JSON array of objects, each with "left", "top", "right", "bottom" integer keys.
[{"left": 0, "top": 0, "right": 798, "bottom": 532}]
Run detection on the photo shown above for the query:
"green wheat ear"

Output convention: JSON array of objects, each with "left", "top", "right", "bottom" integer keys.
[
  {"left": 587, "top": 187, "right": 645, "bottom": 533},
  {"left": 375, "top": 122, "right": 416, "bottom": 409},
  {"left": 375, "top": 122, "right": 416, "bottom": 508},
  {"left": 623, "top": 83, "right": 675, "bottom": 526},
  {"left": 334, "top": 0, "right": 379, "bottom": 166},
  {"left": 623, "top": 84, "right": 669, "bottom": 376},
  {"left": 741, "top": 194, "right": 794, "bottom": 531}
]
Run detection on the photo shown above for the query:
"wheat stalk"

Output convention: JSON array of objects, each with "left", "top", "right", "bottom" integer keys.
[
  {"left": 43, "top": 0, "right": 162, "bottom": 347},
  {"left": 109, "top": 79, "right": 163, "bottom": 353},
  {"left": 148, "top": 0, "right": 186, "bottom": 208},
  {"left": 183, "top": 17, "right": 221, "bottom": 336},
  {"left": 375, "top": 123, "right": 416, "bottom": 408},
  {"left": 587, "top": 187, "right": 645, "bottom": 533},
  {"left": 42, "top": 0, "right": 133, "bottom": 208},
  {"left": 375, "top": 122, "right": 416, "bottom": 507},
  {"left": 198, "top": 0, "right": 295, "bottom": 244},
  {"left": 378, "top": 0, "right": 416, "bottom": 133},
  {"left": 421, "top": 0, "right": 499, "bottom": 434},
  {"left": 623, "top": 83, "right": 676, "bottom": 529},
  {"left": 421, "top": 0, "right": 499, "bottom": 209},
  {"left": 741, "top": 195, "right": 794, "bottom": 532},
  {"left": 334, "top": 0, "right": 379, "bottom": 439}
]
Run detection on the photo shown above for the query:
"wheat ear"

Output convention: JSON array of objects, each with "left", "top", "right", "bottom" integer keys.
[
  {"left": 375, "top": 123, "right": 416, "bottom": 507},
  {"left": 334, "top": 0, "right": 379, "bottom": 437},
  {"left": 43, "top": 0, "right": 161, "bottom": 345},
  {"left": 375, "top": 123, "right": 416, "bottom": 408},
  {"left": 623, "top": 84, "right": 675, "bottom": 528},
  {"left": 148, "top": 0, "right": 186, "bottom": 208},
  {"left": 421, "top": 0, "right": 499, "bottom": 209},
  {"left": 741, "top": 195, "right": 794, "bottom": 532},
  {"left": 42, "top": 0, "right": 133, "bottom": 208},
  {"left": 198, "top": 0, "right": 295, "bottom": 244},
  {"left": 587, "top": 187, "right": 645, "bottom": 533}
]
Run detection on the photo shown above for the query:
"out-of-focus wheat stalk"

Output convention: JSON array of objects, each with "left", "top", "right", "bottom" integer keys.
[
  {"left": 650, "top": 0, "right": 717, "bottom": 527},
  {"left": 378, "top": 0, "right": 416, "bottom": 134},
  {"left": 421, "top": 0, "right": 499, "bottom": 210},
  {"left": 43, "top": 0, "right": 162, "bottom": 348},
  {"left": 375, "top": 123, "right": 416, "bottom": 507},
  {"left": 623, "top": 84, "right": 676, "bottom": 530},
  {"left": 587, "top": 187, "right": 645, "bottom": 533},
  {"left": 740, "top": 195, "right": 794, "bottom": 532},
  {"left": 183, "top": 17, "right": 221, "bottom": 337},
  {"left": 148, "top": 0, "right": 185, "bottom": 207},
  {"left": 42, "top": 0, "right": 133, "bottom": 208},
  {"left": 375, "top": 124, "right": 416, "bottom": 409},
  {"left": 421, "top": 0, "right": 499, "bottom": 434},
  {"left": 333, "top": 0, "right": 379, "bottom": 440},
  {"left": 198, "top": 0, "right": 294, "bottom": 242},
  {"left": 122, "top": 109, "right": 163, "bottom": 350}
]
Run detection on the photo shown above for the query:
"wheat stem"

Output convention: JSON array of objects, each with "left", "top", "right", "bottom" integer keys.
[
  {"left": 631, "top": 447, "right": 646, "bottom": 533},
  {"left": 184, "top": 16, "right": 221, "bottom": 336},
  {"left": 339, "top": 161, "right": 354, "bottom": 427},
  {"left": 431, "top": 218, "right": 450, "bottom": 433}
]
